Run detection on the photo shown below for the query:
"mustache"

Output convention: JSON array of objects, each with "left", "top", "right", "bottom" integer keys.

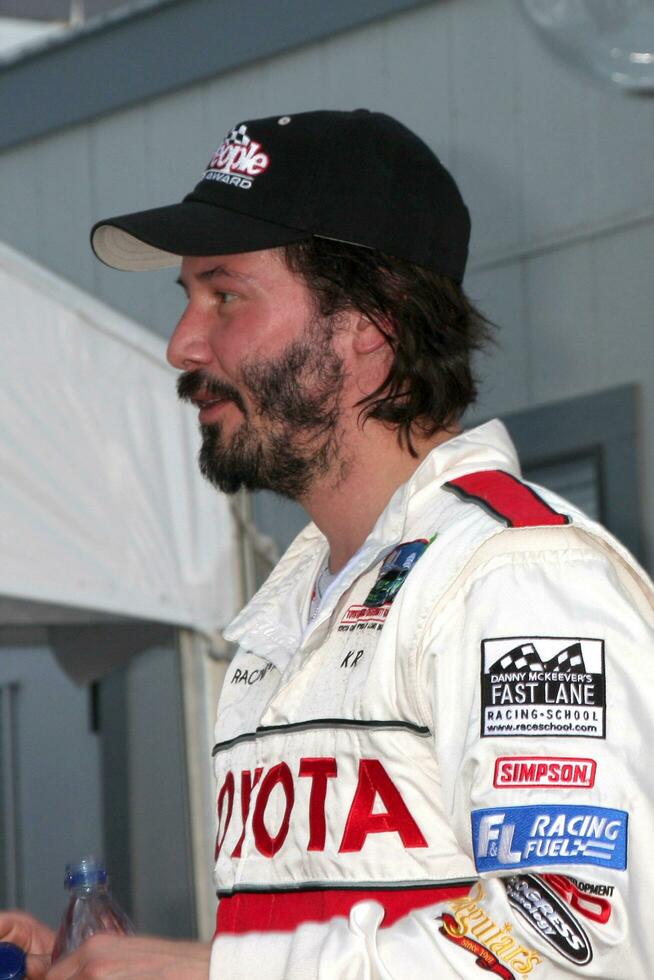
[{"left": 176, "top": 370, "right": 247, "bottom": 414}]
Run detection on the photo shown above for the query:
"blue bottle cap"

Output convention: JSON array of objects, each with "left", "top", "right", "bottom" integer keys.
[
  {"left": 0, "top": 942, "right": 26, "bottom": 980},
  {"left": 65, "top": 855, "right": 108, "bottom": 888}
]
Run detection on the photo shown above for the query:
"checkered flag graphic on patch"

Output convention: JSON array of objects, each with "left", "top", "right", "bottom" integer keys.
[
  {"left": 551, "top": 642, "right": 586, "bottom": 672},
  {"left": 225, "top": 124, "right": 250, "bottom": 147},
  {"left": 490, "top": 642, "right": 544, "bottom": 674},
  {"left": 488, "top": 640, "right": 587, "bottom": 674}
]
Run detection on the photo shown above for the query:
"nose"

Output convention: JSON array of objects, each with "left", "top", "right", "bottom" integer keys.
[{"left": 166, "top": 302, "right": 213, "bottom": 370}]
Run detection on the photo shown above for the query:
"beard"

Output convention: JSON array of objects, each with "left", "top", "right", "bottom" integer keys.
[{"left": 176, "top": 314, "right": 347, "bottom": 499}]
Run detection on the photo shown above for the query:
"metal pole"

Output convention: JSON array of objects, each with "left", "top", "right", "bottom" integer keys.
[
  {"left": 70, "top": 0, "right": 85, "bottom": 26},
  {"left": 1, "top": 684, "right": 21, "bottom": 908}
]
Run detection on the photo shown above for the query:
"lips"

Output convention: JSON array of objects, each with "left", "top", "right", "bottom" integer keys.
[
  {"left": 191, "top": 387, "right": 229, "bottom": 409},
  {"left": 177, "top": 371, "right": 246, "bottom": 418},
  {"left": 193, "top": 392, "right": 236, "bottom": 424},
  {"left": 194, "top": 396, "right": 224, "bottom": 409}
]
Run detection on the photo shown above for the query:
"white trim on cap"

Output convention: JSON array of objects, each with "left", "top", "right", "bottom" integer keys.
[{"left": 92, "top": 225, "right": 181, "bottom": 271}]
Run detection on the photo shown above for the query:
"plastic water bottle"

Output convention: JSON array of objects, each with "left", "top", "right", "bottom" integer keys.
[
  {"left": 0, "top": 943, "right": 26, "bottom": 980},
  {"left": 51, "top": 856, "right": 134, "bottom": 963}
]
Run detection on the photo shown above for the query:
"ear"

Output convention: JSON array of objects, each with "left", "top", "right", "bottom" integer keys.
[{"left": 351, "top": 315, "right": 390, "bottom": 355}]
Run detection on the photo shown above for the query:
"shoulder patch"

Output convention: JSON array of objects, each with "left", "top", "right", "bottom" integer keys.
[{"left": 443, "top": 469, "right": 570, "bottom": 528}]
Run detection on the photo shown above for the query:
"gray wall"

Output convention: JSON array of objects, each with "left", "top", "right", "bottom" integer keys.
[
  {"left": 0, "top": 1, "right": 127, "bottom": 18},
  {"left": 0, "top": 626, "right": 195, "bottom": 935},
  {"left": 0, "top": 629, "right": 103, "bottom": 926},
  {"left": 1, "top": 0, "right": 653, "bottom": 571}
]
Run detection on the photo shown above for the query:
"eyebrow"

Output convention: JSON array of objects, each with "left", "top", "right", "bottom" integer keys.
[{"left": 176, "top": 264, "right": 253, "bottom": 291}]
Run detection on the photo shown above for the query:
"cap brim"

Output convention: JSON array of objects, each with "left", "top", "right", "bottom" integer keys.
[{"left": 90, "top": 199, "right": 309, "bottom": 271}]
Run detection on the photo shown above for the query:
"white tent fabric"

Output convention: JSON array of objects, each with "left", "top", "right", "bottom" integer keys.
[{"left": 0, "top": 241, "right": 239, "bottom": 635}]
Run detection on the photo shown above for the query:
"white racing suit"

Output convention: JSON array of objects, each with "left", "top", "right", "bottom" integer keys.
[{"left": 209, "top": 420, "right": 654, "bottom": 979}]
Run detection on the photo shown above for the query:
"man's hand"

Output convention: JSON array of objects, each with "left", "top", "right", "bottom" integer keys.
[
  {"left": 0, "top": 910, "right": 55, "bottom": 953},
  {"left": 0, "top": 910, "right": 55, "bottom": 980},
  {"left": 45, "top": 934, "right": 211, "bottom": 979}
]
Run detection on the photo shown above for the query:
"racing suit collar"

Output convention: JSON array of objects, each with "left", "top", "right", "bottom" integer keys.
[{"left": 223, "top": 419, "right": 519, "bottom": 668}]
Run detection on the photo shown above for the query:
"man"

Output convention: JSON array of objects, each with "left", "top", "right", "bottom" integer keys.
[{"left": 2, "top": 109, "right": 653, "bottom": 978}]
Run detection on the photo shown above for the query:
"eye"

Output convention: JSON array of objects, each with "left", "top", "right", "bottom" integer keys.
[{"left": 216, "top": 290, "right": 238, "bottom": 305}]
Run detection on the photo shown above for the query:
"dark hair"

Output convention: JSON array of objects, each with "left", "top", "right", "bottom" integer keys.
[{"left": 283, "top": 238, "right": 494, "bottom": 455}]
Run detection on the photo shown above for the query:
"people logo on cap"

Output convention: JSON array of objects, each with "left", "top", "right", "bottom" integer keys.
[{"left": 90, "top": 109, "right": 470, "bottom": 282}]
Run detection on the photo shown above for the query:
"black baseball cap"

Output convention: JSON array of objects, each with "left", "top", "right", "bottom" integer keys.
[{"left": 91, "top": 109, "right": 471, "bottom": 282}]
